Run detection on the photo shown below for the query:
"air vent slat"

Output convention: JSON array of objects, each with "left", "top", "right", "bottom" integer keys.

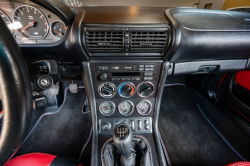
[
  {"left": 85, "top": 30, "right": 124, "bottom": 53},
  {"left": 130, "top": 31, "right": 168, "bottom": 53}
]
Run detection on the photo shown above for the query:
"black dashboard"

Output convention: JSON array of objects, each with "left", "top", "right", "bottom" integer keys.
[{"left": 1, "top": 1, "right": 250, "bottom": 166}]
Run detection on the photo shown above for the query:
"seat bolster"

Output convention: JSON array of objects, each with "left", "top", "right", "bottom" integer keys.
[
  {"left": 226, "top": 162, "right": 250, "bottom": 166},
  {"left": 3, "top": 153, "right": 56, "bottom": 166}
]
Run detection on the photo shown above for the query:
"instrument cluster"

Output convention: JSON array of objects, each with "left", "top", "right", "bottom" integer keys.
[{"left": 0, "top": 2, "right": 67, "bottom": 44}]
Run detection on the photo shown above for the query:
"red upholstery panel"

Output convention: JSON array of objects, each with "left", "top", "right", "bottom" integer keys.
[
  {"left": 235, "top": 71, "right": 250, "bottom": 91},
  {"left": 226, "top": 162, "right": 250, "bottom": 166},
  {"left": 4, "top": 153, "right": 56, "bottom": 166}
]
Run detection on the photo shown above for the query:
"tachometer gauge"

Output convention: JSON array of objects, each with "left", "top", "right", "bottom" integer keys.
[
  {"left": 118, "top": 100, "right": 134, "bottom": 116},
  {"left": 51, "top": 21, "right": 67, "bottom": 39},
  {"left": 136, "top": 100, "right": 152, "bottom": 115},
  {"left": 13, "top": 5, "right": 49, "bottom": 39},
  {"left": 0, "top": 9, "right": 11, "bottom": 26},
  {"left": 99, "top": 101, "right": 115, "bottom": 116}
]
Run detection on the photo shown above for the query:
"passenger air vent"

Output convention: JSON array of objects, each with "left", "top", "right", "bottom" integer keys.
[
  {"left": 85, "top": 31, "right": 124, "bottom": 53},
  {"left": 130, "top": 31, "right": 168, "bottom": 53}
]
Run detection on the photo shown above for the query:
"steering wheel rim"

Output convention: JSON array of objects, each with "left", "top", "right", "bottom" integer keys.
[{"left": 0, "top": 18, "right": 32, "bottom": 165}]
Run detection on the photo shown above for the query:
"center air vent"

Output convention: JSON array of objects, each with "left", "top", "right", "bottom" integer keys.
[
  {"left": 130, "top": 31, "right": 168, "bottom": 53},
  {"left": 85, "top": 31, "right": 124, "bottom": 53}
]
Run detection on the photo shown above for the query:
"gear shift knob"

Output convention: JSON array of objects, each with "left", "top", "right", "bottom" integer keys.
[{"left": 113, "top": 123, "right": 133, "bottom": 158}]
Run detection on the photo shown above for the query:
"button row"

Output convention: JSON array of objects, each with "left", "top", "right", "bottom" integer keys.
[
  {"left": 111, "top": 77, "right": 154, "bottom": 81},
  {"left": 111, "top": 77, "right": 141, "bottom": 81},
  {"left": 99, "top": 118, "right": 152, "bottom": 134},
  {"left": 114, "top": 119, "right": 151, "bottom": 132},
  {"left": 98, "top": 65, "right": 155, "bottom": 71}
]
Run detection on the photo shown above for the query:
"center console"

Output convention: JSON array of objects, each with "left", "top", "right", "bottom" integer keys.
[
  {"left": 81, "top": 22, "right": 170, "bottom": 166},
  {"left": 84, "top": 60, "right": 164, "bottom": 166}
]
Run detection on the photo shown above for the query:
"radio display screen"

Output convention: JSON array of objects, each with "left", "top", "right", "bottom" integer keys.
[{"left": 112, "top": 72, "right": 140, "bottom": 77}]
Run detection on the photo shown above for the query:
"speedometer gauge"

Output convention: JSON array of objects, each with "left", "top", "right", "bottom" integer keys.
[
  {"left": 13, "top": 5, "right": 49, "bottom": 39},
  {"left": 0, "top": 9, "right": 11, "bottom": 26}
]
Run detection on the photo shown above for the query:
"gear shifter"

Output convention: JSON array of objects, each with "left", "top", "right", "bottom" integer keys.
[
  {"left": 113, "top": 123, "right": 132, "bottom": 158},
  {"left": 103, "top": 123, "right": 151, "bottom": 166}
]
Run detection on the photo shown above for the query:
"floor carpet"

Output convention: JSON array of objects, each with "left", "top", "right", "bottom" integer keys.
[
  {"left": 159, "top": 85, "right": 242, "bottom": 166},
  {"left": 15, "top": 88, "right": 92, "bottom": 163}
]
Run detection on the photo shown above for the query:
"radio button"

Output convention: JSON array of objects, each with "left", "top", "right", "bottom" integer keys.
[
  {"left": 132, "top": 77, "right": 140, "bottom": 81},
  {"left": 145, "top": 65, "right": 154, "bottom": 68},
  {"left": 111, "top": 66, "right": 119, "bottom": 70},
  {"left": 99, "top": 66, "right": 108, "bottom": 70},
  {"left": 144, "top": 77, "right": 153, "bottom": 81},
  {"left": 112, "top": 78, "right": 121, "bottom": 81},
  {"left": 125, "top": 66, "right": 132, "bottom": 70},
  {"left": 139, "top": 65, "right": 144, "bottom": 68},
  {"left": 133, "top": 65, "right": 138, "bottom": 71},
  {"left": 122, "top": 78, "right": 131, "bottom": 81},
  {"left": 139, "top": 68, "right": 144, "bottom": 71},
  {"left": 148, "top": 72, "right": 154, "bottom": 76},
  {"left": 145, "top": 68, "right": 154, "bottom": 71}
]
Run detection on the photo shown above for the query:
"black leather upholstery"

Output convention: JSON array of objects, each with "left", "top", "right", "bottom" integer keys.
[
  {"left": 102, "top": 137, "right": 153, "bottom": 166},
  {"left": 50, "top": 156, "right": 83, "bottom": 166},
  {"left": 0, "top": 17, "right": 32, "bottom": 165}
]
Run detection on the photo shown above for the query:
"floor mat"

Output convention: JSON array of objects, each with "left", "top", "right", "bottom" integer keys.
[
  {"left": 15, "top": 88, "right": 92, "bottom": 161},
  {"left": 159, "top": 85, "right": 242, "bottom": 166}
]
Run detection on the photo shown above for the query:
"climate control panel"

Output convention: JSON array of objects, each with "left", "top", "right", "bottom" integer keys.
[{"left": 98, "top": 82, "right": 154, "bottom": 99}]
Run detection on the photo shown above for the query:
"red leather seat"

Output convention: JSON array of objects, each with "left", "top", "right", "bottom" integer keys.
[
  {"left": 4, "top": 153, "right": 84, "bottom": 166},
  {"left": 226, "top": 162, "right": 250, "bottom": 166}
]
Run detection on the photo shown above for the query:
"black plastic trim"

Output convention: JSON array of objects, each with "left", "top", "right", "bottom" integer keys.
[
  {"left": 174, "top": 59, "right": 247, "bottom": 75},
  {"left": 69, "top": 9, "right": 89, "bottom": 62},
  {"left": 82, "top": 62, "right": 98, "bottom": 166},
  {"left": 153, "top": 61, "right": 169, "bottom": 166}
]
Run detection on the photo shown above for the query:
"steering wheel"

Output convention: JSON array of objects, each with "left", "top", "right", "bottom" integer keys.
[{"left": 0, "top": 18, "right": 32, "bottom": 164}]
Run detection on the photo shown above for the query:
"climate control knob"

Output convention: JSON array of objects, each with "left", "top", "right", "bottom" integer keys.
[
  {"left": 118, "top": 83, "right": 135, "bottom": 98},
  {"left": 98, "top": 82, "right": 116, "bottom": 98},
  {"left": 137, "top": 82, "right": 154, "bottom": 97}
]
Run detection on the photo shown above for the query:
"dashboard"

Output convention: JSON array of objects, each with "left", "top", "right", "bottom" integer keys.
[
  {"left": 1, "top": 1, "right": 250, "bottom": 166},
  {"left": 0, "top": 1, "right": 67, "bottom": 44}
]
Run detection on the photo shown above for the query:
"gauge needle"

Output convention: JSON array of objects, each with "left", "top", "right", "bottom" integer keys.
[
  {"left": 139, "top": 106, "right": 144, "bottom": 111},
  {"left": 121, "top": 107, "right": 126, "bottom": 111},
  {"left": 53, "top": 29, "right": 63, "bottom": 37},
  {"left": 20, "top": 21, "right": 35, "bottom": 33}
]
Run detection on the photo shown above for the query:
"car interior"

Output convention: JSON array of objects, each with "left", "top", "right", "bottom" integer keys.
[{"left": 0, "top": 0, "right": 250, "bottom": 166}]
